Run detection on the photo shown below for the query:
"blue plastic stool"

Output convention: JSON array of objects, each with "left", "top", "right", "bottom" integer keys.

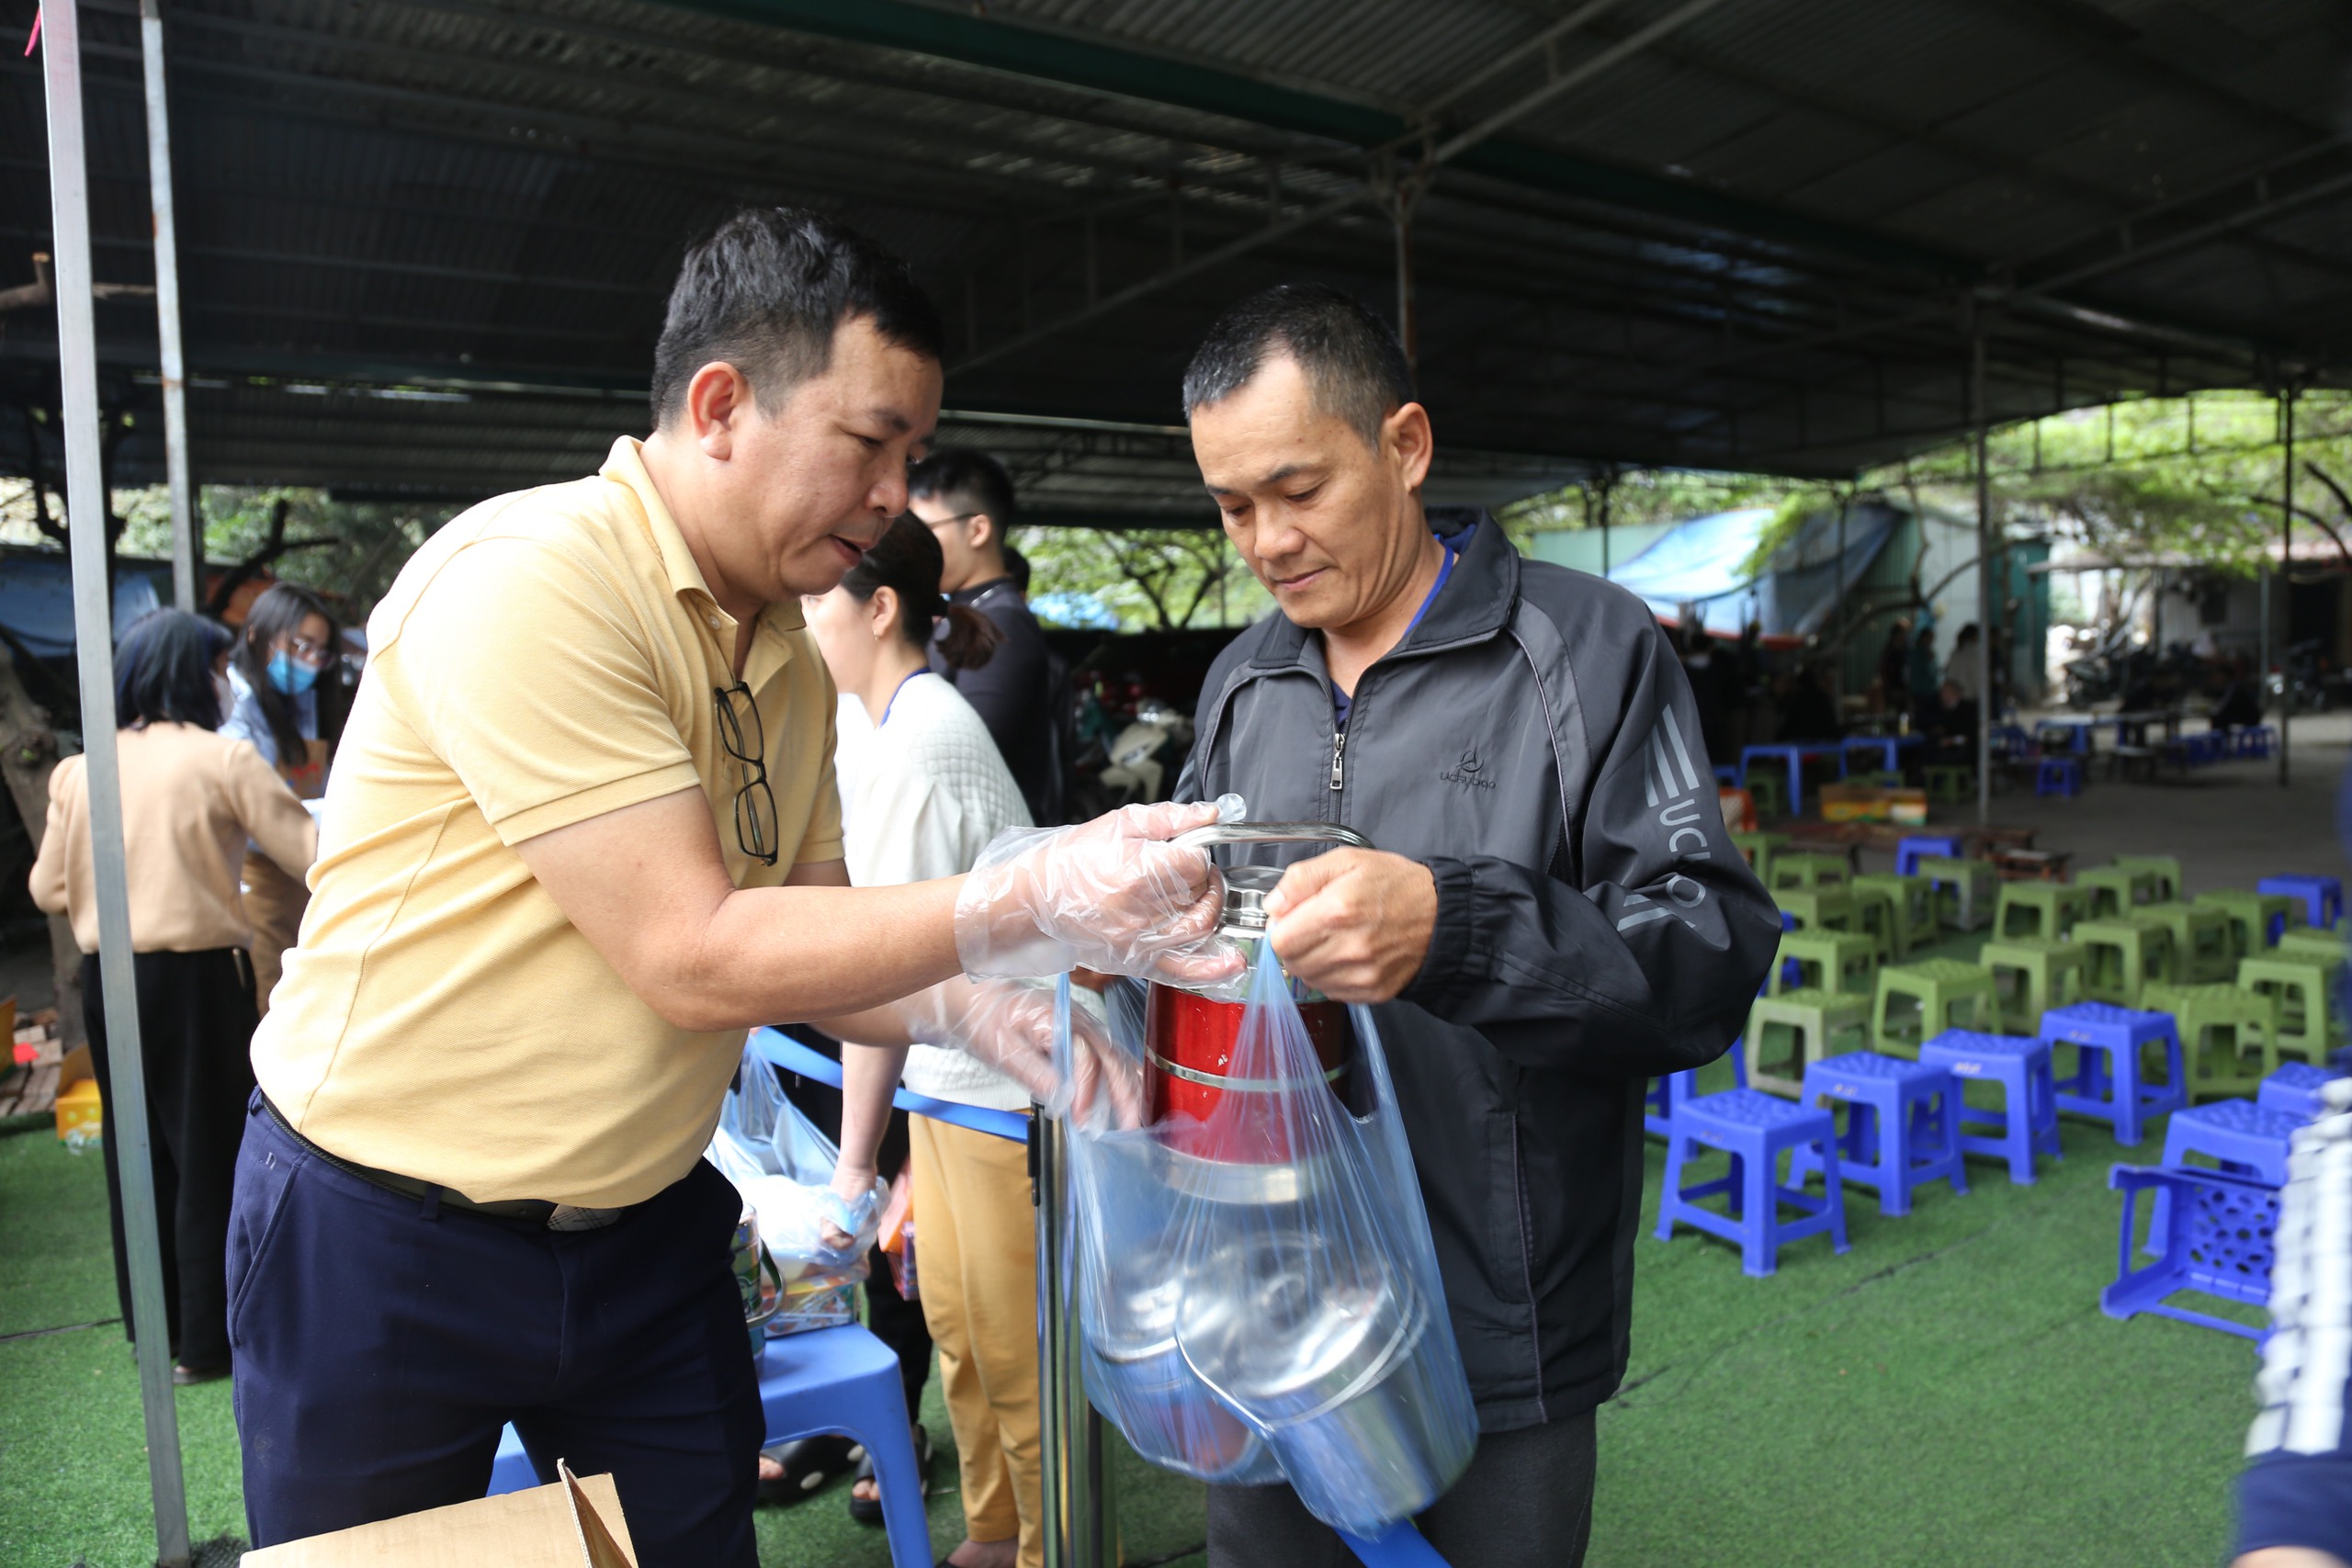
[
  {"left": 2041, "top": 1002, "right": 2186, "bottom": 1148},
  {"left": 2261, "top": 874, "right": 2344, "bottom": 931},
  {"left": 2102, "top": 1165, "right": 2278, "bottom": 1339},
  {"left": 1919, "top": 1030, "right": 2063, "bottom": 1184},
  {"left": 1646, "top": 1041, "right": 1748, "bottom": 1137},
  {"left": 2160, "top": 1098, "right": 2299, "bottom": 1186},
  {"left": 1896, "top": 835, "right": 1962, "bottom": 878},
  {"left": 2034, "top": 756, "right": 2084, "bottom": 797},
  {"left": 2258, "top": 1062, "right": 2336, "bottom": 1122},
  {"left": 1791, "top": 1051, "right": 1969, "bottom": 1216},
  {"left": 1655, "top": 1081, "right": 1849, "bottom": 1277},
  {"left": 490, "top": 1325, "right": 933, "bottom": 1568},
  {"left": 1713, "top": 762, "right": 1741, "bottom": 787}
]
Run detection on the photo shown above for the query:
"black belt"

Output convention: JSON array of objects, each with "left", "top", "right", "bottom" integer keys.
[{"left": 260, "top": 1096, "right": 622, "bottom": 1229}]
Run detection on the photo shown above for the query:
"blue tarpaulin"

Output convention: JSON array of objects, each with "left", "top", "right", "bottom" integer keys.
[
  {"left": 0, "top": 552, "right": 173, "bottom": 659},
  {"left": 1603, "top": 502, "right": 1900, "bottom": 641}
]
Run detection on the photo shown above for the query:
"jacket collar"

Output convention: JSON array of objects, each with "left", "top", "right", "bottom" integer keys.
[{"left": 1248, "top": 505, "right": 1518, "bottom": 670}]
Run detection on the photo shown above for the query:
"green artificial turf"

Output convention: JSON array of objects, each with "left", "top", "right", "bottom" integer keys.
[{"left": 0, "top": 1033, "right": 2257, "bottom": 1567}]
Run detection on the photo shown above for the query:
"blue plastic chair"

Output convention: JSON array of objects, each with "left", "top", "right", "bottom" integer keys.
[
  {"left": 1655, "top": 1076, "right": 1849, "bottom": 1277},
  {"left": 2258, "top": 1062, "right": 2336, "bottom": 1122},
  {"left": 488, "top": 1326, "right": 934, "bottom": 1567},
  {"left": 2261, "top": 874, "right": 2344, "bottom": 931},
  {"left": 2041, "top": 1002, "right": 2186, "bottom": 1148},
  {"left": 1791, "top": 1051, "right": 1968, "bottom": 1216},
  {"left": 1895, "top": 835, "right": 1962, "bottom": 878},
  {"left": 2101, "top": 1165, "right": 2278, "bottom": 1340},
  {"left": 1919, "top": 1030, "right": 2062, "bottom": 1184}
]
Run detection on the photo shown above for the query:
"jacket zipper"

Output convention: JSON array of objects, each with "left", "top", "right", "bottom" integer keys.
[{"left": 1329, "top": 728, "right": 1347, "bottom": 791}]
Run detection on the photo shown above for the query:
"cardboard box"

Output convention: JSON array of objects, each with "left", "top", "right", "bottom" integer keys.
[
  {"left": 1888, "top": 791, "right": 1930, "bottom": 827},
  {"left": 53, "top": 1077, "right": 99, "bottom": 1143},
  {"left": 243, "top": 1460, "right": 637, "bottom": 1567},
  {"left": 1816, "top": 784, "right": 1889, "bottom": 823}
]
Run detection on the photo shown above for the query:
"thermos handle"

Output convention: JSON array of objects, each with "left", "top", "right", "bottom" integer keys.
[{"left": 1172, "top": 821, "right": 1374, "bottom": 853}]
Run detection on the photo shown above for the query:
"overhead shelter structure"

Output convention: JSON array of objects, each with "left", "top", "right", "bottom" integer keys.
[{"left": 6, "top": 0, "right": 2352, "bottom": 525}]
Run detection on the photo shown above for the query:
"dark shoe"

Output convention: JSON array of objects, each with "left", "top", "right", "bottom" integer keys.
[
  {"left": 757, "top": 1434, "right": 856, "bottom": 1506},
  {"left": 171, "top": 1361, "right": 229, "bottom": 1386},
  {"left": 848, "top": 1423, "right": 931, "bottom": 1525}
]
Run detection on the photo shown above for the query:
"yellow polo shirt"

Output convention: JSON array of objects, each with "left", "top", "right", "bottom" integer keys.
[{"left": 252, "top": 436, "right": 842, "bottom": 1207}]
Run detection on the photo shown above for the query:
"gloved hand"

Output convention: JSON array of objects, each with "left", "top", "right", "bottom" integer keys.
[
  {"left": 900, "top": 975, "right": 1146, "bottom": 1129},
  {"left": 747, "top": 1169, "right": 884, "bottom": 1270},
  {"left": 955, "top": 796, "right": 1248, "bottom": 985}
]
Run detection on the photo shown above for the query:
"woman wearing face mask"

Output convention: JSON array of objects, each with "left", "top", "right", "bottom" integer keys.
[
  {"left": 220, "top": 583, "right": 339, "bottom": 1013},
  {"left": 30, "top": 609, "right": 318, "bottom": 1384},
  {"left": 785, "top": 513, "right": 1044, "bottom": 1568}
]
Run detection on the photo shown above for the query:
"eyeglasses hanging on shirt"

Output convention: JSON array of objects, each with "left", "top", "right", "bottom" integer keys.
[{"left": 712, "top": 682, "right": 779, "bottom": 867}]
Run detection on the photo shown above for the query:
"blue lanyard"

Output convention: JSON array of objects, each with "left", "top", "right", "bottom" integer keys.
[{"left": 879, "top": 669, "right": 931, "bottom": 728}]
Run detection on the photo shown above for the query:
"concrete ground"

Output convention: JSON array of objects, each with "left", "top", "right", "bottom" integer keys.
[{"left": 1841, "top": 712, "right": 2349, "bottom": 892}]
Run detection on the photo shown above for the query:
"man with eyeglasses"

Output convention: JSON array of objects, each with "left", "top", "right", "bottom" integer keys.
[
  {"left": 909, "top": 450, "right": 1065, "bottom": 825},
  {"left": 229, "top": 208, "right": 1228, "bottom": 1567}
]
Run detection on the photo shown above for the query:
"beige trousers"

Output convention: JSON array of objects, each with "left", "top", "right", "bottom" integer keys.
[{"left": 907, "top": 1112, "right": 1042, "bottom": 1567}]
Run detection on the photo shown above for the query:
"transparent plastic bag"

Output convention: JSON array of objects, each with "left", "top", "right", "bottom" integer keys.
[
  {"left": 1057, "top": 977, "right": 1282, "bottom": 1484},
  {"left": 1164, "top": 948, "right": 1477, "bottom": 1535},
  {"left": 705, "top": 1044, "right": 884, "bottom": 1334}
]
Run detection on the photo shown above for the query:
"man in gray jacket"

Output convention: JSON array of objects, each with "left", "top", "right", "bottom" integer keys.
[{"left": 1173, "top": 284, "right": 1779, "bottom": 1567}]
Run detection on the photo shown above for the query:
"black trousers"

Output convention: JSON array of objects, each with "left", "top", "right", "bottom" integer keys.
[
  {"left": 82, "top": 947, "right": 258, "bottom": 1372},
  {"left": 1206, "top": 1409, "right": 1597, "bottom": 1568},
  {"left": 776, "top": 1024, "right": 933, "bottom": 1422}
]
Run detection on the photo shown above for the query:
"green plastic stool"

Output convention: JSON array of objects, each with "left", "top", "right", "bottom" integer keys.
[
  {"left": 1853, "top": 873, "right": 1934, "bottom": 956},
  {"left": 2195, "top": 890, "right": 2299, "bottom": 957},
  {"left": 1744, "top": 987, "right": 1871, "bottom": 1098},
  {"left": 2277, "top": 929, "right": 2346, "bottom": 969},
  {"left": 1730, "top": 830, "right": 1790, "bottom": 884},
  {"left": 1871, "top": 958, "right": 1999, "bottom": 1058},
  {"left": 1770, "top": 852, "right": 1852, "bottom": 892},
  {"left": 2144, "top": 981, "right": 2280, "bottom": 1101},
  {"left": 1771, "top": 931, "right": 1878, "bottom": 997},
  {"left": 1980, "top": 936, "right": 2086, "bottom": 1036},
  {"left": 2238, "top": 953, "right": 2341, "bottom": 1066},
  {"left": 1776, "top": 887, "right": 1856, "bottom": 931},
  {"left": 2113, "top": 855, "right": 2184, "bottom": 905},
  {"left": 2074, "top": 917, "right": 2178, "bottom": 1007},
  {"left": 2076, "top": 865, "right": 2156, "bottom": 919},
  {"left": 1917, "top": 855, "right": 1995, "bottom": 932},
  {"left": 2138, "top": 901, "right": 2236, "bottom": 985},
  {"left": 1925, "top": 764, "right": 1972, "bottom": 805},
  {"left": 1847, "top": 884, "right": 1901, "bottom": 963},
  {"left": 1992, "top": 882, "right": 2093, "bottom": 942},
  {"left": 1747, "top": 772, "right": 1787, "bottom": 819}
]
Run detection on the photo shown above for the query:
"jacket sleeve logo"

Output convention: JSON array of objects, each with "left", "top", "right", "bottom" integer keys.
[{"left": 1619, "top": 712, "right": 1713, "bottom": 932}]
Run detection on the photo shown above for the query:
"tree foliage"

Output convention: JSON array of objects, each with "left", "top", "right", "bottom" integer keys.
[{"left": 1012, "top": 525, "right": 1270, "bottom": 632}]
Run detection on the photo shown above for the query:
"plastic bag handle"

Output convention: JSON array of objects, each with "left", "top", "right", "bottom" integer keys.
[{"left": 1171, "top": 821, "right": 1374, "bottom": 853}]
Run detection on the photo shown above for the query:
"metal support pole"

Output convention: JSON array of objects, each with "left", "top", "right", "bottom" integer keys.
[
  {"left": 1392, "top": 189, "right": 1419, "bottom": 375},
  {"left": 1972, "top": 324, "right": 1993, "bottom": 829},
  {"left": 2279, "top": 383, "right": 2295, "bottom": 787},
  {"left": 42, "top": 5, "right": 192, "bottom": 1562},
  {"left": 1035, "top": 1112, "right": 1115, "bottom": 1568},
  {"left": 139, "top": 0, "right": 196, "bottom": 612}
]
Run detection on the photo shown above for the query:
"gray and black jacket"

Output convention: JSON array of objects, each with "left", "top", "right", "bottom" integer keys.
[{"left": 1173, "top": 509, "right": 1779, "bottom": 1431}]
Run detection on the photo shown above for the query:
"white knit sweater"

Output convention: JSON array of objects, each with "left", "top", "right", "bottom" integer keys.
[{"left": 835, "top": 673, "right": 1034, "bottom": 1111}]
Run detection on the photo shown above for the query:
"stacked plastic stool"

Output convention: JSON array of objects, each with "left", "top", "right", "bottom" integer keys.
[
  {"left": 2074, "top": 917, "right": 2177, "bottom": 1007},
  {"left": 2196, "top": 889, "right": 2298, "bottom": 955},
  {"left": 1993, "top": 881, "right": 2092, "bottom": 942},
  {"left": 2143, "top": 981, "right": 2278, "bottom": 1101},
  {"left": 2260, "top": 874, "right": 2343, "bottom": 931},
  {"left": 2077, "top": 864, "right": 2156, "bottom": 919},
  {"left": 2236, "top": 953, "right": 2338, "bottom": 1065},
  {"left": 1791, "top": 1051, "right": 1969, "bottom": 1216},
  {"left": 1854, "top": 872, "right": 1935, "bottom": 956},
  {"left": 2041, "top": 1001, "right": 2185, "bottom": 1148},
  {"left": 1770, "top": 930, "right": 1878, "bottom": 997},
  {"left": 2115, "top": 855, "right": 2184, "bottom": 905},
  {"left": 1919, "top": 1029, "right": 2063, "bottom": 1184},
  {"left": 1917, "top": 854, "right": 1996, "bottom": 931},
  {"left": 1871, "top": 958, "right": 1998, "bottom": 1058},
  {"left": 2257, "top": 1061, "right": 2335, "bottom": 1122},
  {"left": 1895, "top": 835, "right": 1962, "bottom": 877},
  {"left": 2139, "top": 901, "right": 2236, "bottom": 984},
  {"left": 1655, "top": 1076, "right": 1850, "bottom": 1278}
]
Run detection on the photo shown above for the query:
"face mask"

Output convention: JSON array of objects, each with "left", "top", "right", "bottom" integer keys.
[
  {"left": 268, "top": 651, "right": 320, "bottom": 696},
  {"left": 213, "top": 672, "right": 236, "bottom": 719}
]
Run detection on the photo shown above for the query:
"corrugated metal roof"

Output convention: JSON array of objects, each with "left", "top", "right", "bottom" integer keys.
[{"left": 3, "top": 0, "right": 2347, "bottom": 507}]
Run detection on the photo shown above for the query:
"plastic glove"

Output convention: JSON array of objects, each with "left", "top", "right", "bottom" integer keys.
[
  {"left": 956, "top": 796, "right": 1249, "bottom": 985},
  {"left": 742, "top": 1170, "right": 884, "bottom": 1271},
  {"left": 901, "top": 976, "right": 1147, "bottom": 1129}
]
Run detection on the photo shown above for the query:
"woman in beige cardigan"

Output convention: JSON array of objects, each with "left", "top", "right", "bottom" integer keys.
[{"left": 32, "top": 608, "right": 317, "bottom": 1383}]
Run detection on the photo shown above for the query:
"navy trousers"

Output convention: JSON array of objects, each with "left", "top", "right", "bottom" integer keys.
[{"left": 227, "top": 1094, "right": 763, "bottom": 1564}]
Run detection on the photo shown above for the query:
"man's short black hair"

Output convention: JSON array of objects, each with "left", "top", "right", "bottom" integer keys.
[
  {"left": 909, "top": 449, "right": 1017, "bottom": 535},
  {"left": 650, "top": 206, "right": 944, "bottom": 426},
  {"left": 1181, "top": 283, "right": 1415, "bottom": 444}
]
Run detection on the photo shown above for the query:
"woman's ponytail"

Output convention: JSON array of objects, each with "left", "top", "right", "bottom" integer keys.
[{"left": 936, "top": 603, "right": 1002, "bottom": 671}]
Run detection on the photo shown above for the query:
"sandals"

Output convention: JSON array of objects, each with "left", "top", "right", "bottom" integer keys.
[
  {"left": 756, "top": 1434, "right": 856, "bottom": 1506},
  {"left": 848, "top": 1423, "right": 931, "bottom": 1525}
]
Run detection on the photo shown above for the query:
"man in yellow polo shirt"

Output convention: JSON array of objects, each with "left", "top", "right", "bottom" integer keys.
[{"left": 228, "top": 208, "right": 1227, "bottom": 1564}]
